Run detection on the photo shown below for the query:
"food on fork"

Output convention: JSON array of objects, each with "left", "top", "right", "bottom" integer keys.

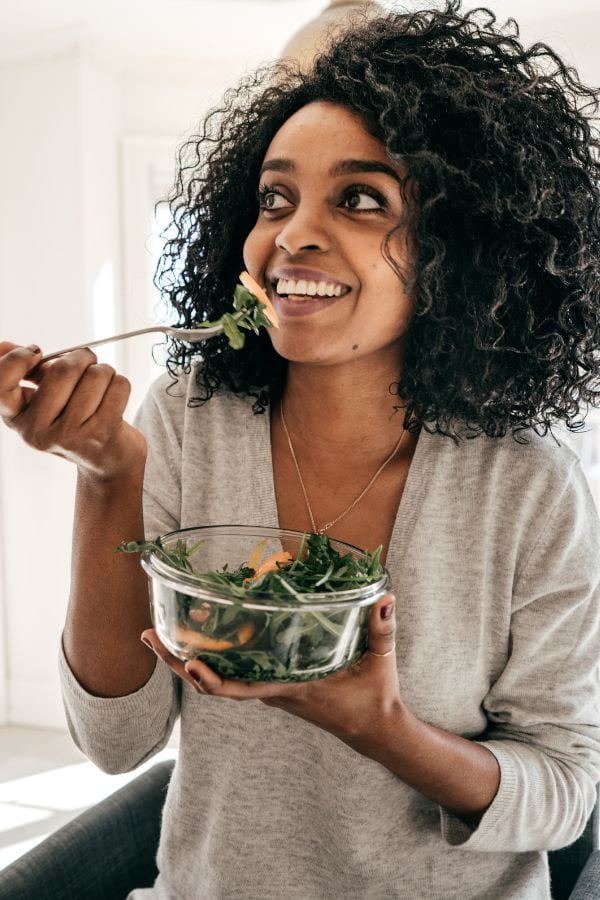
[{"left": 194, "top": 271, "right": 280, "bottom": 350}]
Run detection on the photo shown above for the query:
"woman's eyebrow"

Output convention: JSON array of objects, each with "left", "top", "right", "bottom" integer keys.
[
  {"left": 259, "top": 158, "right": 402, "bottom": 185},
  {"left": 331, "top": 159, "right": 402, "bottom": 185}
]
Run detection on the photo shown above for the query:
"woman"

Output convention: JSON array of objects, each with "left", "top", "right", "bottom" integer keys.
[{"left": 1, "top": 3, "right": 600, "bottom": 898}]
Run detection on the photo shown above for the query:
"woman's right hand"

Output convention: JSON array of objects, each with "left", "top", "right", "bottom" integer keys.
[{"left": 0, "top": 342, "right": 147, "bottom": 481}]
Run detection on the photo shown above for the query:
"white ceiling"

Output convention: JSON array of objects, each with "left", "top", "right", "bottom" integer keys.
[{"left": 0, "top": 0, "right": 597, "bottom": 65}]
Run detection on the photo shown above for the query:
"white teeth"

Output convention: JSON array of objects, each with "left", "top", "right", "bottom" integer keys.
[{"left": 275, "top": 277, "right": 347, "bottom": 298}]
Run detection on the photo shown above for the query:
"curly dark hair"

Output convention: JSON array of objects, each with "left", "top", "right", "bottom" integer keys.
[{"left": 155, "top": 0, "right": 600, "bottom": 441}]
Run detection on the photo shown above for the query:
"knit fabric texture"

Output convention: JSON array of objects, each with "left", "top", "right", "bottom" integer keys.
[{"left": 59, "top": 369, "right": 600, "bottom": 900}]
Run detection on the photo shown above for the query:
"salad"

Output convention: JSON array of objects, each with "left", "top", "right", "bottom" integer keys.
[
  {"left": 117, "top": 532, "right": 387, "bottom": 682},
  {"left": 194, "top": 271, "right": 280, "bottom": 350}
]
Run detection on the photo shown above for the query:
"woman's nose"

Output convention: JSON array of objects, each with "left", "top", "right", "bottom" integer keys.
[{"left": 274, "top": 204, "right": 331, "bottom": 255}]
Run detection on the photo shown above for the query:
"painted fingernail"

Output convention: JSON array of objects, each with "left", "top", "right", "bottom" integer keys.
[
  {"left": 141, "top": 636, "right": 154, "bottom": 650},
  {"left": 186, "top": 667, "right": 202, "bottom": 685},
  {"left": 186, "top": 668, "right": 205, "bottom": 692},
  {"left": 380, "top": 602, "right": 395, "bottom": 620},
  {"left": 26, "top": 345, "right": 41, "bottom": 355}
]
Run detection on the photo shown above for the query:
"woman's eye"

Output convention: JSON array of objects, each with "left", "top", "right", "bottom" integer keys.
[
  {"left": 257, "top": 184, "right": 387, "bottom": 213},
  {"left": 258, "top": 189, "right": 291, "bottom": 211},
  {"left": 342, "top": 189, "right": 386, "bottom": 212}
]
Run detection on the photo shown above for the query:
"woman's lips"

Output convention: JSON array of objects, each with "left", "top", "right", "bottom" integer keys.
[{"left": 271, "top": 292, "right": 347, "bottom": 318}]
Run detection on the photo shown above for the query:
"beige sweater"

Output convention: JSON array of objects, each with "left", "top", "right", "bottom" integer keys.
[{"left": 60, "top": 369, "right": 600, "bottom": 900}]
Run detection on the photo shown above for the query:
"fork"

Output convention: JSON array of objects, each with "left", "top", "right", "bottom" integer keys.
[{"left": 39, "top": 317, "right": 241, "bottom": 364}]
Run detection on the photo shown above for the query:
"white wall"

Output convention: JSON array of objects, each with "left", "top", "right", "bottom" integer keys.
[
  {"left": 117, "top": 56, "right": 252, "bottom": 417},
  {"left": 0, "top": 36, "right": 246, "bottom": 728},
  {"left": 0, "top": 51, "right": 85, "bottom": 727}
]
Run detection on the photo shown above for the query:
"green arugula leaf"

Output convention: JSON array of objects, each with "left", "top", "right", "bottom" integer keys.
[{"left": 220, "top": 313, "right": 245, "bottom": 349}]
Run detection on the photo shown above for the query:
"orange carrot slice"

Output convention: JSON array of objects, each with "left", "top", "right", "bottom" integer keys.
[
  {"left": 235, "top": 621, "right": 256, "bottom": 646},
  {"left": 175, "top": 620, "right": 255, "bottom": 651},
  {"left": 245, "top": 550, "right": 293, "bottom": 583},
  {"left": 247, "top": 537, "right": 270, "bottom": 572},
  {"left": 239, "top": 271, "right": 280, "bottom": 329}
]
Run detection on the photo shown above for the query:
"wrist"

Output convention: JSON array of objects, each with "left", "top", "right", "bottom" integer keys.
[
  {"left": 342, "top": 697, "right": 413, "bottom": 763},
  {"left": 77, "top": 431, "right": 147, "bottom": 487},
  {"left": 76, "top": 454, "right": 146, "bottom": 494}
]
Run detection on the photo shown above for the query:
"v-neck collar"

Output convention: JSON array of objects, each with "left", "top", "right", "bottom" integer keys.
[{"left": 259, "top": 404, "right": 431, "bottom": 575}]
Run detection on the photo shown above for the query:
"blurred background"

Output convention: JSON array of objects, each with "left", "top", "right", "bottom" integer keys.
[{"left": 0, "top": 0, "right": 598, "bottom": 867}]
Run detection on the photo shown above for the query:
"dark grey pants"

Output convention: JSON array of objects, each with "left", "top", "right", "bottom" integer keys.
[{"left": 0, "top": 759, "right": 174, "bottom": 900}]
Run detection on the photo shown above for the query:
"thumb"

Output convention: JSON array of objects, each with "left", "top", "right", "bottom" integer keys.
[{"left": 367, "top": 593, "right": 396, "bottom": 659}]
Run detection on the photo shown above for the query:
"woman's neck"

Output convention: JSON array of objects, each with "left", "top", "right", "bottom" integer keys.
[{"left": 280, "top": 355, "right": 409, "bottom": 463}]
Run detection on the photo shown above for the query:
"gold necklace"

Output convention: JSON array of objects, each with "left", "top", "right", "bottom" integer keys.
[{"left": 280, "top": 400, "right": 408, "bottom": 535}]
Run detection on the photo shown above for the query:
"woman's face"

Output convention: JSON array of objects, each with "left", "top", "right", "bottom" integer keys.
[{"left": 243, "top": 101, "right": 413, "bottom": 367}]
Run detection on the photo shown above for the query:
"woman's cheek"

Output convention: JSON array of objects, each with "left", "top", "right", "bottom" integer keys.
[{"left": 242, "top": 226, "right": 267, "bottom": 280}]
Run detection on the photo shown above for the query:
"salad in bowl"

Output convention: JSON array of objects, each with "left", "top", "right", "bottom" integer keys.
[{"left": 117, "top": 526, "right": 391, "bottom": 682}]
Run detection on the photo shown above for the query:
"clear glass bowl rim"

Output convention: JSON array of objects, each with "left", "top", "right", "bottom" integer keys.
[{"left": 140, "top": 524, "right": 391, "bottom": 612}]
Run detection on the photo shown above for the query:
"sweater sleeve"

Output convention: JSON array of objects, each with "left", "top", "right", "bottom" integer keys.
[
  {"left": 440, "top": 458, "right": 600, "bottom": 852},
  {"left": 58, "top": 375, "right": 183, "bottom": 773},
  {"left": 59, "top": 642, "right": 180, "bottom": 774},
  {"left": 132, "top": 372, "right": 184, "bottom": 538}
]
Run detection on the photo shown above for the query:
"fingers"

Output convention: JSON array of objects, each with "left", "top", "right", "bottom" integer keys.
[
  {"left": 20, "top": 349, "right": 100, "bottom": 430},
  {"left": 142, "top": 629, "right": 297, "bottom": 701},
  {"left": 0, "top": 341, "right": 39, "bottom": 359},
  {"left": 91, "top": 369, "right": 132, "bottom": 427},
  {"left": 184, "top": 658, "right": 296, "bottom": 701},
  {"left": 53, "top": 362, "right": 130, "bottom": 430},
  {"left": 0, "top": 344, "right": 43, "bottom": 421},
  {"left": 140, "top": 629, "right": 206, "bottom": 694},
  {"left": 366, "top": 593, "right": 396, "bottom": 659},
  {"left": 1, "top": 340, "right": 141, "bottom": 480},
  {"left": 4, "top": 346, "right": 133, "bottom": 462}
]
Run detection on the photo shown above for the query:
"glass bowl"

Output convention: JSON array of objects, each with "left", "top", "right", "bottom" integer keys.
[{"left": 140, "top": 525, "right": 391, "bottom": 683}]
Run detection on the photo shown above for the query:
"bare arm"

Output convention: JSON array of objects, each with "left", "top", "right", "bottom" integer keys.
[
  {"left": 356, "top": 700, "right": 501, "bottom": 828},
  {"left": 62, "top": 464, "right": 156, "bottom": 697}
]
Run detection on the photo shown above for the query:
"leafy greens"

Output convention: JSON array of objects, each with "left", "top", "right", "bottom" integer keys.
[
  {"left": 194, "top": 285, "right": 274, "bottom": 350},
  {"left": 116, "top": 533, "right": 385, "bottom": 682}
]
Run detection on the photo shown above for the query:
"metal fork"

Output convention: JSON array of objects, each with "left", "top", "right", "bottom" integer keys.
[{"left": 39, "top": 318, "right": 239, "bottom": 364}]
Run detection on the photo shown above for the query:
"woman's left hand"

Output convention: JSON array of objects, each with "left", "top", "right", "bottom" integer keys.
[{"left": 140, "top": 593, "right": 401, "bottom": 756}]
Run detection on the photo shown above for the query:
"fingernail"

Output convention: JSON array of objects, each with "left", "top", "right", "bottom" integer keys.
[
  {"left": 26, "top": 344, "right": 41, "bottom": 355},
  {"left": 186, "top": 666, "right": 202, "bottom": 685},
  {"left": 185, "top": 667, "right": 204, "bottom": 692},
  {"left": 141, "top": 636, "right": 154, "bottom": 650},
  {"left": 380, "top": 602, "right": 395, "bottom": 620}
]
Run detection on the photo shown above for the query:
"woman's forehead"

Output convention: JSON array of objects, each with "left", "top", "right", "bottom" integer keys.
[{"left": 262, "top": 101, "right": 393, "bottom": 173}]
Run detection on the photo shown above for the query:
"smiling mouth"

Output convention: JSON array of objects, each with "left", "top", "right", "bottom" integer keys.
[{"left": 271, "top": 277, "right": 351, "bottom": 300}]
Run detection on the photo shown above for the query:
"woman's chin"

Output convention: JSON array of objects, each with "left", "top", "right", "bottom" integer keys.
[
  {"left": 268, "top": 332, "right": 332, "bottom": 363},
  {"left": 270, "top": 335, "right": 367, "bottom": 367}
]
